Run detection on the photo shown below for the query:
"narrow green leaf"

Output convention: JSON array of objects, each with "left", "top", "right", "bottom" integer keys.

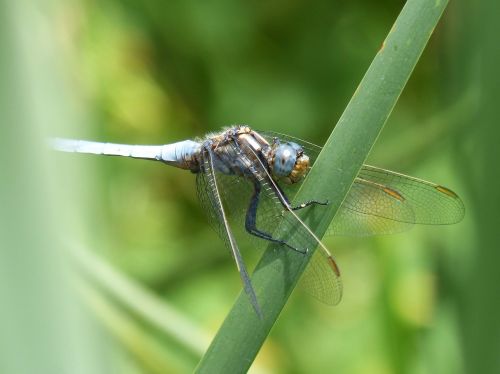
[
  {"left": 196, "top": 0, "right": 449, "bottom": 372},
  {"left": 69, "top": 244, "right": 211, "bottom": 357}
]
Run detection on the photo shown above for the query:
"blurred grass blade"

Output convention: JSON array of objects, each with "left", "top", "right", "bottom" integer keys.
[
  {"left": 0, "top": 2, "right": 108, "bottom": 373},
  {"left": 197, "top": 0, "right": 449, "bottom": 372},
  {"left": 70, "top": 243, "right": 270, "bottom": 373},
  {"left": 68, "top": 243, "right": 211, "bottom": 357},
  {"left": 77, "top": 280, "right": 197, "bottom": 374}
]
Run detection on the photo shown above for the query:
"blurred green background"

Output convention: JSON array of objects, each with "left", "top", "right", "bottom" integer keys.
[{"left": 1, "top": 0, "right": 498, "bottom": 373}]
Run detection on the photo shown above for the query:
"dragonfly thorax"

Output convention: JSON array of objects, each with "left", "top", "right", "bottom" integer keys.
[{"left": 204, "top": 126, "right": 310, "bottom": 184}]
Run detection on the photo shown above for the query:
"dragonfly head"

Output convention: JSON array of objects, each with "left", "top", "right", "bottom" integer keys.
[{"left": 269, "top": 141, "right": 310, "bottom": 184}]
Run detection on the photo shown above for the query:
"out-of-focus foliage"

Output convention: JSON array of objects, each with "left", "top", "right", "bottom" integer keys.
[{"left": 2, "top": 0, "right": 498, "bottom": 373}]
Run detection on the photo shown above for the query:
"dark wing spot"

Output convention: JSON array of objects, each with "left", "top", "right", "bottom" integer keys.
[
  {"left": 435, "top": 185, "right": 459, "bottom": 198},
  {"left": 327, "top": 256, "right": 341, "bottom": 277},
  {"left": 383, "top": 187, "right": 405, "bottom": 202}
]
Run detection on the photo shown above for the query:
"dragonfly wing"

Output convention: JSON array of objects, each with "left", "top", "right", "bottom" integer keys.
[
  {"left": 197, "top": 171, "right": 253, "bottom": 237},
  {"left": 237, "top": 139, "right": 343, "bottom": 306},
  {"left": 327, "top": 166, "right": 465, "bottom": 236},
  {"left": 300, "top": 247, "right": 343, "bottom": 305},
  {"left": 356, "top": 165, "right": 465, "bottom": 225},
  {"left": 196, "top": 147, "right": 262, "bottom": 317},
  {"left": 328, "top": 176, "right": 415, "bottom": 236}
]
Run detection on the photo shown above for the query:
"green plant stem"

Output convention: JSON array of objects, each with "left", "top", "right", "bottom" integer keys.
[{"left": 196, "top": 0, "right": 449, "bottom": 372}]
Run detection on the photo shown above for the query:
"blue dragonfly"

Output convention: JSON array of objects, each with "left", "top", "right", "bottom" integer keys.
[{"left": 52, "top": 126, "right": 465, "bottom": 316}]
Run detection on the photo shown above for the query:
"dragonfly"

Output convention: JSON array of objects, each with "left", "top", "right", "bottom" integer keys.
[{"left": 51, "top": 125, "right": 465, "bottom": 316}]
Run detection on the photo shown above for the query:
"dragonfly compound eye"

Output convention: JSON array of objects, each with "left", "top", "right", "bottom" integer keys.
[{"left": 271, "top": 142, "right": 310, "bottom": 184}]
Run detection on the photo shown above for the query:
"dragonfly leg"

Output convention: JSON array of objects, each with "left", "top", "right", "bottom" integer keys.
[
  {"left": 272, "top": 183, "right": 328, "bottom": 211},
  {"left": 245, "top": 180, "right": 307, "bottom": 254},
  {"left": 292, "top": 199, "right": 329, "bottom": 211}
]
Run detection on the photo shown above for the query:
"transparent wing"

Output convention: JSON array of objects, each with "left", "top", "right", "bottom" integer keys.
[
  {"left": 328, "top": 176, "right": 414, "bottom": 236},
  {"left": 196, "top": 147, "right": 262, "bottom": 317},
  {"left": 233, "top": 138, "right": 343, "bottom": 306},
  {"left": 198, "top": 171, "right": 254, "bottom": 237},
  {"left": 260, "top": 131, "right": 465, "bottom": 236},
  {"left": 301, "top": 247, "right": 343, "bottom": 305},
  {"left": 356, "top": 165, "right": 465, "bottom": 225},
  {"left": 328, "top": 166, "right": 465, "bottom": 235}
]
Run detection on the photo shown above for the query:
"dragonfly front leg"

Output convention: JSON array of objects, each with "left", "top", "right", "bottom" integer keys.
[
  {"left": 245, "top": 180, "right": 307, "bottom": 254},
  {"left": 272, "top": 183, "right": 329, "bottom": 211},
  {"left": 291, "top": 199, "right": 329, "bottom": 211}
]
